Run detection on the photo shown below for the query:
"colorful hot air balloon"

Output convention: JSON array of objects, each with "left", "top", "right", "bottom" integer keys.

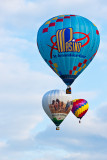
[
  {"left": 37, "top": 14, "right": 100, "bottom": 93},
  {"left": 71, "top": 99, "right": 89, "bottom": 123},
  {"left": 42, "top": 90, "right": 73, "bottom": 130}
]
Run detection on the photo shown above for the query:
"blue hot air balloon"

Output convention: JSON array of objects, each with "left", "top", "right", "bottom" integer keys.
[{"left": 37, "top": 15, "right": 100, "bottom": 93}]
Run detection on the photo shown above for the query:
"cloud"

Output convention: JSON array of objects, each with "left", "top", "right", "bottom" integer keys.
[
  {"left": 0, "top": 0, "right": 106, "bottom": 30},
  {"left": 95, "top": 102, "right": 107, "bottom": 121},
  {"left": 34, "top": 106, "right": 107, "bottom": 155},
  {"left": 63, "top": 152, "right": 107, "bottom": 160},
  {"left": 72, "top": 91, "right": 98, "bottom": 100},
  {"left": 0, "top": 38, "right": 65, "bottom": 141},
  {"left": 0, "top": 141, "right": 7, "bottom": 148}
]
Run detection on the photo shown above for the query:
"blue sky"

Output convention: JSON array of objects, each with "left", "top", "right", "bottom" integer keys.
[{"left": 0, "top": 0, "right": 107, "bottom": 160}]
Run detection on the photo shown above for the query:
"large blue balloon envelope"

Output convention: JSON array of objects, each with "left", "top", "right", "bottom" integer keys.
[{"left": 37, "top": 15, "right": 100, "bottom": 90}]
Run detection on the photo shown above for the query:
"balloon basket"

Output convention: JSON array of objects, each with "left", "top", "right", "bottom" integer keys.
[
  {"left": 79, "top": 120, "right": 81, "bottom": 123},
  {"left": 66, "top": 87, "right": 71, "bottom": 94},
  {"left": 56, "top": 126, "right": 60, "bottom": 130}
]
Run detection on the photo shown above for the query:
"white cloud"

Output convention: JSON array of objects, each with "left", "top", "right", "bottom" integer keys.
[
  {"left": 0, "top": 46, "right": 64, "bottom": 141},
  {"left": 0, "top": 141, "right": 7, "bottom": 148},
  {"left": 0, "top": 0, "right": 106, "bottom": 29},
  {"left": 64, "top": 152, "right": 107, "bottom": 160},
  {"left": 34, "top": 107, "right": 107, "bottom": 151},
  {"left": 72, "top": 91, "right": 98, "bottom": 100}
]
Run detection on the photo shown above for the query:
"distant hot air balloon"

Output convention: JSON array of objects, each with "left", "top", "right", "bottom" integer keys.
[
  {"left": 71, "top": 99, "right": 89, "bottom": 123},
  {"left": 37, "top": 14, "right": 100, "bottom": 93},
  {"left": 42, "top": 90, "right": 73, "bottom": 130}
]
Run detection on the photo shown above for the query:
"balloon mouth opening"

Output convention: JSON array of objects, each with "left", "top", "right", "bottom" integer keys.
[
  {"left": 56, "top": 126, "right": 60, "bottom": 130},
  {"left": 60, "top": 75, "right": 76, "bottom": 86}
]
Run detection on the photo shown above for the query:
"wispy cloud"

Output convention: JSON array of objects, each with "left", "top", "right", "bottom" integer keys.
[{"left": 72, "top": 91, "right": 98, "bottom": 100}]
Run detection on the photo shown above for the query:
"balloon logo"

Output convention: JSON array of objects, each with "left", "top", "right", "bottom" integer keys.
[
  {"left": 48, "top": 30, "right": 90, "bottom": 59},
  {"left": 71, "top": 99, "right": 89, "bottom": 123},
  {"left": 37, "top": 15, "right": 100, "bottom": 93},
  {"left": 42, "top": 90, "right": 73, "bottom": 130}
]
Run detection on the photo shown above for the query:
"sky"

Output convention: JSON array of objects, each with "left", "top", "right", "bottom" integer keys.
[{"left": 0, "top": 0, "right": 107, "bottom": 159}]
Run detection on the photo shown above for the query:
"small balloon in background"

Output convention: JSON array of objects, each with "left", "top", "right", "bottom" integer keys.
[{"left": 71, "top": 99, "right": 89, "bottom": 123}]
